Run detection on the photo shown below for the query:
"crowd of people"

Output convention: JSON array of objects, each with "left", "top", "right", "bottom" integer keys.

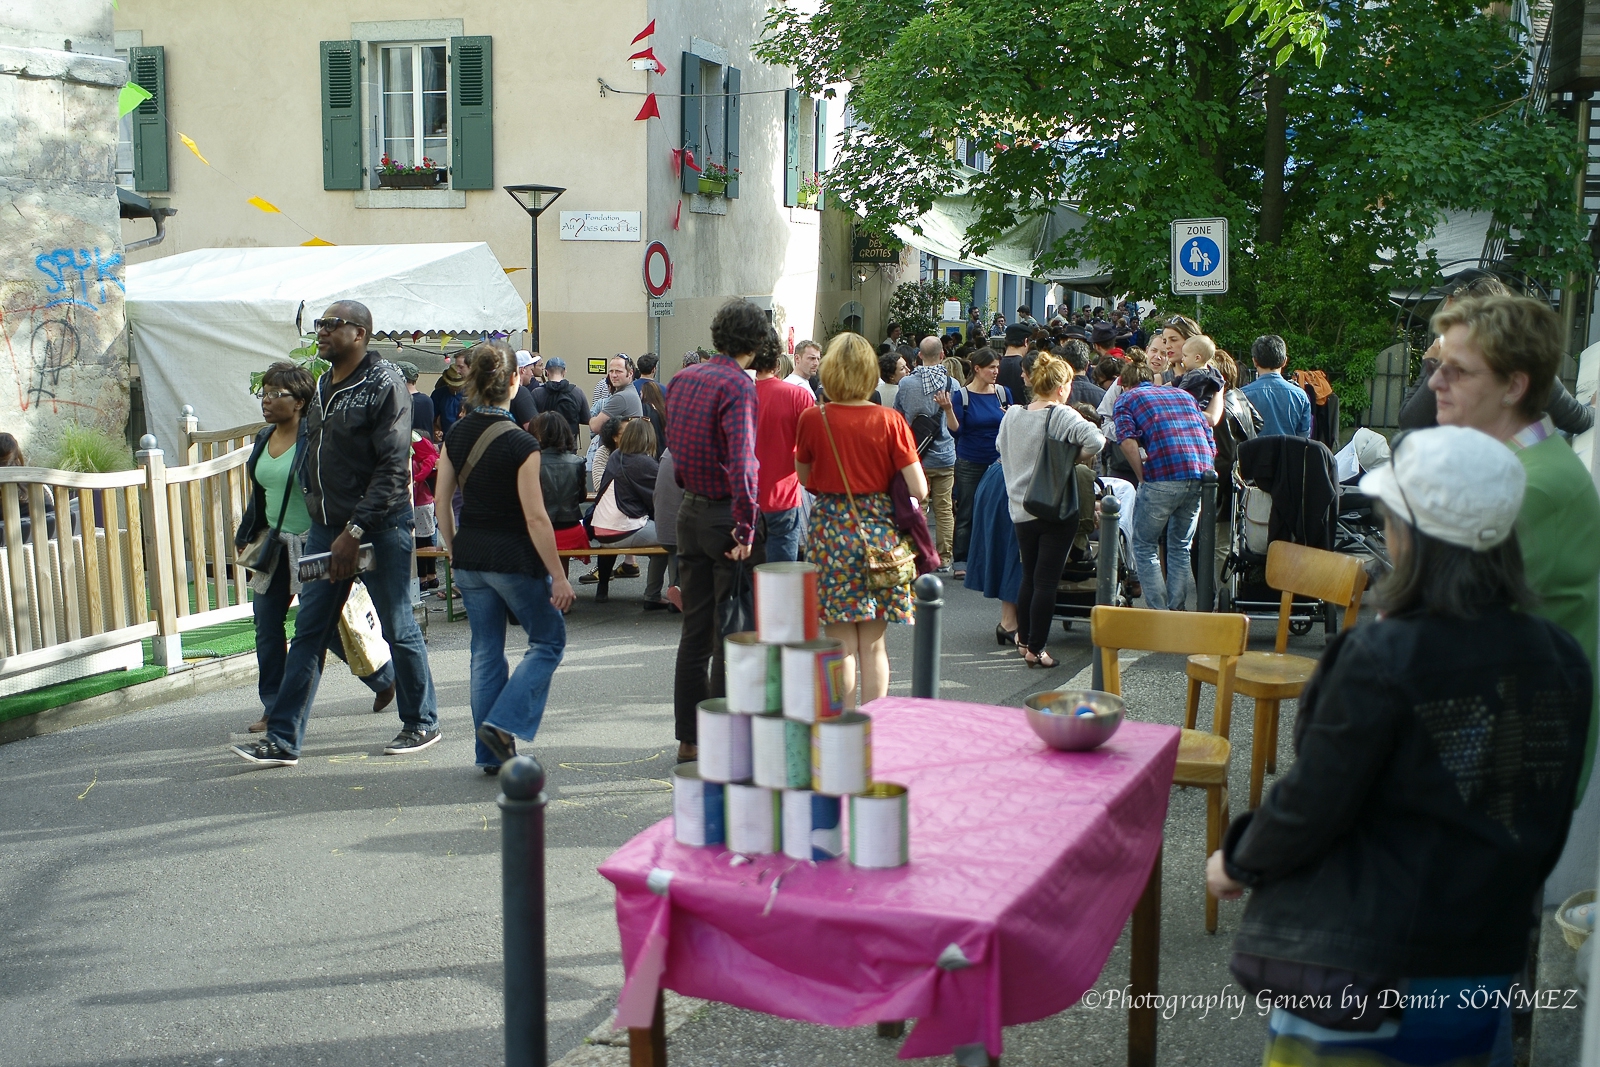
[{"left": 205, "top": 282, "right": 1600, "bottom": 1060}]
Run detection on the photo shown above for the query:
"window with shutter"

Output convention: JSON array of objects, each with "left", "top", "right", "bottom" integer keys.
[
  {"left": 681, "top": 55, "right": 701, "bottom": 195},
  {"left": 813, "top": 97, "right": 826, "bottom": 210},
  {"left": 724, "top": 67, "right": 741, "bottom": 199},
  {"left": 783, "top": 89, "right": 800, "bottom": 207},
  {"left": 449, "top": 36, "right": 493, "bottom": 190},
  {"left": 128, "top": 45, "right": 168, "bottom": 193},
  {"left": 320, "top": 40, "right": 362, "bottom": 190}
]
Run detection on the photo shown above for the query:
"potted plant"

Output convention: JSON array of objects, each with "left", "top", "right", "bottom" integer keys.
[
  {"left": 698, "top": 161, "right": 738, "bottom": 196},
  {"left": 377, "top": 156, "right": 447, "bottom": 189},
  {"left": 797, "top": 174, "right": 823, "bottom": 208}
]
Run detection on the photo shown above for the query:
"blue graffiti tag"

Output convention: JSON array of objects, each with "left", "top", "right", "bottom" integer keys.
[{"left": 35, "top": 247, "right": 124, "bottom": 310}]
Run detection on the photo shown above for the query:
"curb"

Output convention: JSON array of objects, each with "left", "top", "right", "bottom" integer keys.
[{"left": 0, "top": 653, "right": 259, "bottom": 746}]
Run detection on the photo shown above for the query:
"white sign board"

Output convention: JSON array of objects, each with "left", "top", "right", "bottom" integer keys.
[
  {"left": 1171, "top": 217, "right": 1229, "bottom": 295},
  {"left": 648, "top": 297, "right": 675, "bottom": 318},
  {"left": 559, "top": 211, "right": 642, "bottom": 242}
]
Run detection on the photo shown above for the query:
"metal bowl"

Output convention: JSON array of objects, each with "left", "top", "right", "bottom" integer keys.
[{"left": 1023, "top": 689, "right": 1126, "bottom": 751}]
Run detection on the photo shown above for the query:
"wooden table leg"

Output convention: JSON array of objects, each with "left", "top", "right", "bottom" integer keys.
[
  {"left": 630, "top": 989, "right": 666, "bottom": 1067},
  {"left": 1128, "top": 849, "right": 1161, "bottom": 1067}
]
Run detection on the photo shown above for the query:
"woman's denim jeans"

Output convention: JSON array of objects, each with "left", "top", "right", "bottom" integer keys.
[{"left": 455, "top": 568, "right": 568, "bottom": 769}]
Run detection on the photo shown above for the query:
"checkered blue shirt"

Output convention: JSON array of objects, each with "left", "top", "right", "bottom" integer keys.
[
  {"left": 663, "top": 354, "right": 759, "bottom": 544},
  {"left": 1112, "top": 383, "right": 1216, "bottom": 481}
]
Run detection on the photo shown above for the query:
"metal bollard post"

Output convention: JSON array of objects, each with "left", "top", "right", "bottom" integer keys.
[
  {"left": 1092, "top": 494, "right": 1121, "bottom": 691},
  {"left": 911, "top": 573, "right": 944, "bottom": 698},
  {"left": 1195, "top": 471, "right": 1218, "bottom": 612},
  {"left": 499, "top": 755, "right": 548, "bottom": 1067}
]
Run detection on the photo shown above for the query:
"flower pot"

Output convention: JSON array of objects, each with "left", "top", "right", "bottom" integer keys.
[
  {"left": 797, "top": 190, "right": 818, "bottom": 208},
  {"left": 698, "top": 177, "right": 728, "bottom": 196},
  {"left": 379, "top": 170, "right": 446, "bottom": 190}
]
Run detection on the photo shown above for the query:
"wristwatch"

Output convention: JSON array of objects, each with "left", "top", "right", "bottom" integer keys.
[{"left": 344, "top": 522, "right": 364, "bottom": 541}]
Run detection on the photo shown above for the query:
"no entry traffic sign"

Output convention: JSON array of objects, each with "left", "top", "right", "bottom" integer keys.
[
  {"left": 643, "top": 241, "right": 673, "bottom": 297},
  {"left": 1171, "top": 218, "right": 1229, "bottom": 295}
]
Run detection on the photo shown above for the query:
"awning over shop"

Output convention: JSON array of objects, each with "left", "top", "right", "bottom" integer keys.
[
  {"left": 126, "top": 242, "right": 525, "bottom": 442},
  {"left": 892, "top": 196, "right": 1116, "bottom": 296}
]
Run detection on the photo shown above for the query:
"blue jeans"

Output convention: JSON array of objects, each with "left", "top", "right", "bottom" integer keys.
[
  {"left": 757, "top": 507, "right": 803, "bottom": 564},
  {"left": 1131, "top": 479, "right": 1202, "bottom": 611},
  {"left": 455, "top": 568, "right": 567, "bottom": 769},
  {"left": 253, "top": 554, "right": 393, "bottom": 712},
  {"left": 264, "top": 515, "right": 439, "bottom": 756}
]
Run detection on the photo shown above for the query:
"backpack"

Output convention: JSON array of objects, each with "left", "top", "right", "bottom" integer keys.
[
  {"left": 906, "top": 368, "right": 952, "bottom": 454},
  {"left": 537, "top": 380, "right": 585, "bottom": 435}
]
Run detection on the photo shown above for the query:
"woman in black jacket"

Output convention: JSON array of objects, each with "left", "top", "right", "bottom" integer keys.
[
  {"left": 1208, "top": 425, "right": 1591, "bottom": 1064},
  {"left": 588, "top": 419, "right": 660, "bottom": 603}
]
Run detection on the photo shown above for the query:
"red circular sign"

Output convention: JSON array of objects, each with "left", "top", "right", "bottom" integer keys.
[{"left": 643, "top": 241, "right": 672, "bottom": 297}]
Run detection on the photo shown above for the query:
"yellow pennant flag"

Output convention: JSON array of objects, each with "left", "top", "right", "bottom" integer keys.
[
  {"left": 440, "top": 334, "right": 454, "bottom": 350},
  {"left": 503, "top": 266, "right": 526, "bottom": 273},
  {"left": 247, "top": 196, "right": 281, "bottom": 214},
  {"left": 301, "top": 237, "right": 335, "bottom": 247},
  {"left": 178, "top": 132, "right": 209, "bottom": 165}
]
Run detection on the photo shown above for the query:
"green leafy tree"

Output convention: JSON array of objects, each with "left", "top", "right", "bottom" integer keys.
[
  {"left": 887, "top": 277, "right": 975, "bottom": 340},
  {"left": 762, "top": 0, "right": 1590, "bottom": 417}
]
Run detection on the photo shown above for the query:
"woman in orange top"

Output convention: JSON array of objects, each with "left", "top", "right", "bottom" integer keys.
[{"left": 795, "top": 333, "right": 928, "bottom": 707}]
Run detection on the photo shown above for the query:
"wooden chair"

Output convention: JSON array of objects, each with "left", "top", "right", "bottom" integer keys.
[
  {"left": 1091, "top": 605, "right": 1249, "bottom": 934},
  {"left": 1184, "top": 541, "right": 1367, "bottom": 810}
]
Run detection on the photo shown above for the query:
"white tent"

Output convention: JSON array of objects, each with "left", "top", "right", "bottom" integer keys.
[{"left": 125, "top": 242, "right": 526, "bottom": 445}]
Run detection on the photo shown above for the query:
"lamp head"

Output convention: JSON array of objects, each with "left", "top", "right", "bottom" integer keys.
[{"left": 504, "top": 184, "right": 567, "bottom": 217}]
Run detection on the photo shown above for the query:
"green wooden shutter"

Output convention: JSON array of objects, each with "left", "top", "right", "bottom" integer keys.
[
  {"left": 724, "top": 67, "right": 741, "bottom": 200},
  {"left": 129, "top": 45, "right": 168, "bottom": 192},
  {"left": 783, "top": 89, "right": 801, "bottom": 207},
  {"left": 812, "top": 97, "right": 826, "bottom": 211},
  {"left": 320, "top": 40, "right": 361, "bottom": 190},
  {"left": 681, "top": 55, "right": 701, "bottom": 195},
  {"left": 450, "top": 36, "right": 494, "bottom": 190}
]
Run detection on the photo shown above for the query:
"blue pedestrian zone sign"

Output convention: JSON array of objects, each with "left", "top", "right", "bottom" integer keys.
[{"left": 1170, "top": 218, "right": 1229, "bottom": 294}]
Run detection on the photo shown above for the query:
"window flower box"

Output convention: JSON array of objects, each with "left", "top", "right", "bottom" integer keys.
[
  {"left": 698, "top": 176, "right": 728, "bottom": 196},
  {"left": 379, "top": 170, "right": 447, "bottom": 189}
]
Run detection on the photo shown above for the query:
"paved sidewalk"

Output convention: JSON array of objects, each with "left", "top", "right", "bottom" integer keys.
[{"left": 0, "top": 580, "right": 1320, "bottom": 1066}]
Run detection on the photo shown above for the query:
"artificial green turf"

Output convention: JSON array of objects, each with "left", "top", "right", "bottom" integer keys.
[{"left": 0, "top": 608, "right": 294, "bottom": 725}]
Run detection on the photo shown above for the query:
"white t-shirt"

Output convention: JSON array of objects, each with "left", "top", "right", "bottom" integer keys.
[{"left": 784, "top": 372, "right": 814, "bottom": 391}]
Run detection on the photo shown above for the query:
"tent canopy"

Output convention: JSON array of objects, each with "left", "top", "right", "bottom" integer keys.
[
  {"left": 126, "top": 242, "right": 525, "bottom": 444},
  {"left": 893, "top": 196, "right": 1114, "bottom": 295}
]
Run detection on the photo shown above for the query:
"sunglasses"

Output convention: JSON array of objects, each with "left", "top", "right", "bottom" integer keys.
[{"left": 312, "top": 317, "right": 359, "bottom": 332}]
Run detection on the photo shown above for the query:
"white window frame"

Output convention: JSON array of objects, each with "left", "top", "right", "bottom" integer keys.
[
  {"left": 114, "top": 47, "right": 136, "bottom": 190},
  {"left": 375, "top": 40, "right": 449, "bottom": 173}
]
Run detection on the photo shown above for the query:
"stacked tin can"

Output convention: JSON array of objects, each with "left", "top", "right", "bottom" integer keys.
[{"left": 671, "top": 562, "right": 910, "bottom": 868}]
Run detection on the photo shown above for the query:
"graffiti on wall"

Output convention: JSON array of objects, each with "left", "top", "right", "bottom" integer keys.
[{"left": 0, "top": 246, "right": 124, "bottom": 416}]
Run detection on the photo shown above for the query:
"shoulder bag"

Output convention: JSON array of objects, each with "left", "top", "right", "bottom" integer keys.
[
  {"left": 236, "top": 434, "right": 299, "bottom": 574},
  {"left": 819, "top": 405, "right": 916, "bottom": 591},
  {"left": 457, "top": 417, "right": 518, "bottom": 490},
  {"left": 1022, "top": 406, "right": 1083, "bottom": 523}
]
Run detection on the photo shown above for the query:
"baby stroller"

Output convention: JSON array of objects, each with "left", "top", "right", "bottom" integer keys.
[
  {"left": 1054, "top": 473, "right": 1135, "bottom": 632},
  {"left": 1331, "top": 428, "right": 1391, "bottom": 576},
  {"left": 1222, "top": 435, "right": 1344, "bottom": 635}
]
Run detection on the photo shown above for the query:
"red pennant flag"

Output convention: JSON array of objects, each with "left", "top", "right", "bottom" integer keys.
[
  {"left": 682, "top": 148, "right": 701, "bottom": 173},
  {"left": 629, "top": 46, "right": 667, "bottom": 75},
  {"left": 634, "top": 93, "right": 660, "bottom": 121},
  {"left": 670, "top": 149, "right": 683, "bottom": 176},
  {"left": 631, "top": 20, "right": 655, "bottom": 44},
  {"left": 672, "top": 200, "right": 682, "bottom": 230}
]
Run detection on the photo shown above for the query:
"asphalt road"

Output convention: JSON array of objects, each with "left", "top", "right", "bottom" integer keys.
[{"left": 0, "top": 575, "right": 1330, "bottom": 1067}]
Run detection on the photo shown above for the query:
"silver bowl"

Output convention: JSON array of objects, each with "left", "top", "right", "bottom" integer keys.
[{"left": 1023, "top": 689, "right": 1126, "bottom": 751}]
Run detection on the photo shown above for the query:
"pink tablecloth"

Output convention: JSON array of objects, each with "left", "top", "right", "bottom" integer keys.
[{"left": 599, "top": 697, "right": 1179, "bottom": 1061}]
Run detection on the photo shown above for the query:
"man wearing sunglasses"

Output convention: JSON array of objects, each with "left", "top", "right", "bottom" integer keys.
[{"left": 233, "top": 300, "right": 441, "bottom": 767}]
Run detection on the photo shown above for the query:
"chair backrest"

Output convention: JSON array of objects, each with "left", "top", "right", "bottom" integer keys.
[
  {"left": 1264, "top": 541, "right": 1368, "bottom": 652},
  {"left": 1091, "top": 605, "right": 1249, "bottom": 739}
]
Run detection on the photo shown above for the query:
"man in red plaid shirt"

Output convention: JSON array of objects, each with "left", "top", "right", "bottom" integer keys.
[{"left": 664, "top": 300, "right": 771, "bottom": 761}]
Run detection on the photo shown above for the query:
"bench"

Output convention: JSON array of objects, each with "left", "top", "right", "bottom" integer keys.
[{"left": 416, "top": 545, "right": 669, "bottom": 621}]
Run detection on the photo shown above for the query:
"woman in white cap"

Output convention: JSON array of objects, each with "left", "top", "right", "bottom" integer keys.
[{"left": 1206, "top": 425, "right": 1592, "bottom": 1066}]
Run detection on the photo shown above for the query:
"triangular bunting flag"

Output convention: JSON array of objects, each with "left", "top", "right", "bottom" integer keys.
[
  {"left": 178, "top": 132, "right": 209, "bottom": 165},
  {"left": 631, "top": 20, "right": 655, "bottom": 44},
  {"left": 117, "top": 82, "right": 152, "bottom": 118},
  {"left": 247, "top": 196, "right": 282, "bottom": 214},
  {"left": 672, "top": 200, "right": 682, "bottom": 230},
  {"left": 300, "top": 237, "right": 335, "bottom": 246},
  {"left": 629, "top": 47, "right": 666, "bottom": 74},
  {"left": 634, "top": 94, "right": 660, "bottom": 121}
]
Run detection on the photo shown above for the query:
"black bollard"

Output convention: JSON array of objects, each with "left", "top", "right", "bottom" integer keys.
[
  {"left": 911, "top": 573, "right": 944, "bottom": 699},
  {"left": 499, "top": 755, "right": 548, "bottom": 1067},
  {"left": 1195, "top": 471, "right": 1218, "bottom": 612},
  {"left": 1092, "top": 494, "right": 1121, "bottom": 691}
]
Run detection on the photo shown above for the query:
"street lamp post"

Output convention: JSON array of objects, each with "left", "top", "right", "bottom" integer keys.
[{"left": 504, "top": 184, "right": 566, "bottom": 352}]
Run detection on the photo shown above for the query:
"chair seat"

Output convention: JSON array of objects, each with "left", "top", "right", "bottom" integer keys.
[
  {"left": 1174, "top": 728, "right": 1229, "bottom": 787},
  {"left": 1186, "top": 652, "right": 1315, "bottom": 699}
]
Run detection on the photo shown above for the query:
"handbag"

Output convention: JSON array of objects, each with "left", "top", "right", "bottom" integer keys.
[
  {"left": 337, "top": 578, "right": 393, "bottom": 678},
  {"left": 1022, "top": 406, "right": 1083, "bottom": 523},
  {"left": 819, "top": 405, "right": 916, "bottom": 591},
  {"left": 236, "top": 434, "right": 299, "bottom": 574}
]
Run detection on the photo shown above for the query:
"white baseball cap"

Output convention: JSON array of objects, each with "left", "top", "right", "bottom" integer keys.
[
  {"left": 515, "top": 349, "right": 536, "bottom": 368},
  {"left": 1358, "top": 426, "right": 1525, "bottom": 552}
]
